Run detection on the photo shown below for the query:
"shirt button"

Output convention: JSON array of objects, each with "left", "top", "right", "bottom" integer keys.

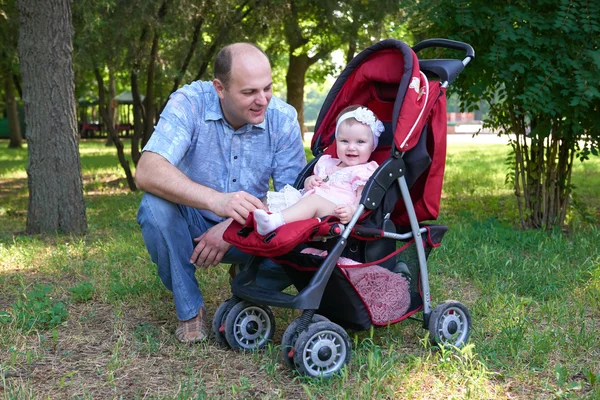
[
  {"left": 234, "top": 156, "right": 238, "bottom": 160},
  {"left": 233, "top": 179, "right": 237, "bottom": 182}
]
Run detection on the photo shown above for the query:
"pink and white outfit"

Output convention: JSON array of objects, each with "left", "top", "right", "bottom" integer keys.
[
  {"left": 266, "top": 155, "right": 379, "bottom": 212},
  {"left": 305, "top": 155, "right": 378, "bottom": 205}
]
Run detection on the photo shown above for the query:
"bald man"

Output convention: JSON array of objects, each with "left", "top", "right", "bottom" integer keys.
[{"left": 136, "top": 43, "right": 306, "bottom": 343}]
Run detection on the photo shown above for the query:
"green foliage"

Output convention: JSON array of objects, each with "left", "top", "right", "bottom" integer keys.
[
  {"left": 0, "top": 0, "right": 19, "bottom": 74},
  {"left": 304, "top": 80, "right": 333, "bottom": 124},
  {"left": 134, "top": 322, "right": 161, "bottom": 353},
  {"left": 68, "top": 281, "right": 95, "bottom": 303},
  {"left": 408, "top": 0, "right": 600, "bottom": 229},
  {"left": 0, "top": 284, "right": 68, "bottom": 332}
]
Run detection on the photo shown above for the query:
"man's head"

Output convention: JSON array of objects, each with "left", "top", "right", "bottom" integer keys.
[{"left": 213, "top": 43, "right": 273, "bottom": 129}]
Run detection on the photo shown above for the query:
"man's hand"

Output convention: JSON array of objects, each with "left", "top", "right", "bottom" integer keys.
[
  {"left": 334, "top": 205, "right": 356, "bottom": 224},
  {"left": 213, "top": 191, "right": 266, "bottom": 225},
  {"left": 190, "top": 220, "right": 233, "bottom": 268},
  {"left": 304, "top": 175, "right": 323, "bottom": 190}
]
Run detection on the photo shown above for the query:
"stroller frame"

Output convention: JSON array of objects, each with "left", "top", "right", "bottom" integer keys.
[{"left": 216, "top": 38, "right": 475, "bottom": 377}]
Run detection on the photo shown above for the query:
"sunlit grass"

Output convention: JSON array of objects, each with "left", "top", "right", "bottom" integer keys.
[{"left": 0, "top": 138, "right": 599, "bottom": 398}]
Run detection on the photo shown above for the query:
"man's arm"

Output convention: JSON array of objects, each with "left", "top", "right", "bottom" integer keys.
[{"left": 136, "top": 151, "right": 265, "bottom": 224}]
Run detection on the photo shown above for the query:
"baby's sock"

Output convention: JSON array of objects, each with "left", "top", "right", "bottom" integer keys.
[{"left": 254, "top": 209, "right": 285, "bottom": 235}]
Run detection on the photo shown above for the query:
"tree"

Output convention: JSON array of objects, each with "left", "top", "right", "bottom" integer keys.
[
  {"left": 260, "top": 0, "right": 402, "bottom": 135},
  {"left": 1, "top": 0, "right": 23, "bottom": 148},
  {"left": 338, "top": 0, "right": 403, "bottom": 63},
  {"left": 409, "top": 0, "right": 600, "bottom": 229},
  {"left": 17, "top": 0, "right": 87, "bottom": 234},
  {"left": 3, "top": 72, "right": 22, "bottom": 148},
  {"left": 72, "top": 0, "right": 265, "bottom": 172}
]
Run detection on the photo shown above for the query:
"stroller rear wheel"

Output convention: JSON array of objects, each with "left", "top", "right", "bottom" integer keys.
[
  {"left": 292, "top": 321, "right": 351, "bottom": 378},
  {"left": 224, "top": 301, "right": 275, "bottom": 351},
  {"left": 281, "top": 314, "right": 329, "bottom": 369},
  {"left": 428, "top": 300, "right": 471, "bottom": 348},
  {"left": 211, "top": 298, "right": 241, "bottom": 347}
]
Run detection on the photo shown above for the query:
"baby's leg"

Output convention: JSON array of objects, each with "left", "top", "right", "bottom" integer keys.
[
  {"left": 254, "top": 195, "right": 336, "bottom": 235},
  {"left": 282, "top": 194, "right": 337, "bottom": 222}
]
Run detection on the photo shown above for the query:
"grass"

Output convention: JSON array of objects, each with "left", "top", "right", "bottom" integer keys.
[{"left": 0, "top": 138, "right": 599, "bottom": 399}]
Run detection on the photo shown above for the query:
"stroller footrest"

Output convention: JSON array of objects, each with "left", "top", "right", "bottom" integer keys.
[{"left": 232, "top": 270, "right": 303, "bottom": 309}]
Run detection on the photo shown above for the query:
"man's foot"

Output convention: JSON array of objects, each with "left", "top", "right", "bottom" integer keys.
[
  {"left": 254, "top": 209, "right": 285, "bottom": 235},
  {"left": 175, "top": 305, "right": 208, "bottom": 344}
]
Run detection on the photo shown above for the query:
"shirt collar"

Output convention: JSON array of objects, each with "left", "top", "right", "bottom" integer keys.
[{"left": 205, "top": 100, "right": 267, "bottom": 131}]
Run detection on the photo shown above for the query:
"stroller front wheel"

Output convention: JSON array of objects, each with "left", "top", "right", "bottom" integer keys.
[
  {"left": 281, "top": 314, "right": 329, "bottom": 369},
  {"left": 224, "top": 301, "right": 275, "bottom": 351},
  {"left": 212, "top": 298, "right": 240, "bottom": 347},
  {"left": 428, "top": 300, "right": 472, "bottom": 348},
  {"left": 293, "top": 321, "right": 351, "bottom": 378}
]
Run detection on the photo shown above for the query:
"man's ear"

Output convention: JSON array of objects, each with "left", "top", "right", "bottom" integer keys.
[{"left": 213, "top": 79, "right": 225, "bottom": 99}]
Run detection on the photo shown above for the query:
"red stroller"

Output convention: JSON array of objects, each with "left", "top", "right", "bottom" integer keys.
[{"left": 215, "top": 38, "right": 475, "bottom": 377}]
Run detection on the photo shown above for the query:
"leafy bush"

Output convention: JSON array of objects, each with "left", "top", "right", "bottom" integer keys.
[
  {"left": 68, "top": 281, "right": 95, "bottom": 303},
  {"left": 0, "top": 284, "right": 68, "bottom": 331}
]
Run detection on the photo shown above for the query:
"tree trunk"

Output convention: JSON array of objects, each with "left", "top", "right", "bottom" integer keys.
[
  {"left": 286, "top": 53, "right": 310, "bottom": 136},
  {"left": 17, "top": 0, "right": 87, "bottom": 234},
  {"left": 160, "top": 15, "right": 204, "bottom": 115},
  {"left": 142, "top": 33, "right": 159, "bottom": 148},
  {"left": 130, "top": 22, "right": 149, "bottom": 165},
  {"left": 105, "top": 68, "right": 117, "bottom": 146},
  {"left": 94, "top": 67, "right": 137, "bottom": 191},
  {"left": 346, "top": 38, "right": 357, "bottom": 64},
  {"left": 130, "top": 72, "right": 144, "bottom": 166},
  {"left": 13, "top": 74, "right": 23, "bottom": 99},
  {"left": 194, "top": 39, "right": 220, "bottom": 82},
  {"left": 4, "top": 73, "right": 23, "bottom": 148},
  {"left": 513, "top": 116, "right": 574, "bottom": 230},
  {"left": 141, "top": 0, "right": 170, "bottom": 147}
]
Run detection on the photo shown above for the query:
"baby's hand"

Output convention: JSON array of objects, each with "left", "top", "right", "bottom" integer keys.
[
  {"left": 304, "top": 175, "right": 323, "bottom": 190},
  {"left": 334, "top": 205, "right": 356, "bottom": 224}
]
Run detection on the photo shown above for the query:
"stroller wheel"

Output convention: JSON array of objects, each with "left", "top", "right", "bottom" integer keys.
[
  {"left": 293, "top": 321, "right": 351, "bottom": 378},
  {"left": 428, "top": 300, "right": 472, "bottom": 348},
  {"left": 211, "top": 298, "right": 240, "bottom": 348},
  {"left": 224, "top": 301, "right": 275, "bottom": 351},
  {"left": 281, "top": 314, "right": 329, "bottom": 369}
]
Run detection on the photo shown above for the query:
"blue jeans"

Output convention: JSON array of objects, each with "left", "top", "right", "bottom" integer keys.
[{"left": 137, "top": 193, "right": 291, "bottom": 321}]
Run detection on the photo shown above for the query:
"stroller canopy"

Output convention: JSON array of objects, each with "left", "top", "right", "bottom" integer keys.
[
  {"left": 313, "top": 39, "right": 437, "bottom": 160},
  {"left": 312, "top": 39, "right": 448, "bottom": 224}
]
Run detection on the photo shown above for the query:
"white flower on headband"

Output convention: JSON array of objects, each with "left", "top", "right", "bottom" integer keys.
[
  {"left": 335, "top": 106, "right": 385, "bottom": 150},
  {"left": 352, "top": 107, "right": 385, "bottom": 138}
]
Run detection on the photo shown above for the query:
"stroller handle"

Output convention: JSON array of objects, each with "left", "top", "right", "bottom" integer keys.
[{"left": 412, "top": 38, "right": 475, "bottom": 64}]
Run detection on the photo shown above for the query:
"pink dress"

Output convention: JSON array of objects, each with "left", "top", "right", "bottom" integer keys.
[{"left": 304, "top": 155, "right": 379, "bottom": 206}]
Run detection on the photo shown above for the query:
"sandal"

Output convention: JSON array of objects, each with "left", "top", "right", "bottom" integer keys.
[{"left": 176, "top": 305, "right": 208, "bottom": 344}]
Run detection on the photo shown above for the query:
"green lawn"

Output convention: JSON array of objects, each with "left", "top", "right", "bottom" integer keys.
[{"left": 0, "top": 139, "right": 598, "bottom": 399}]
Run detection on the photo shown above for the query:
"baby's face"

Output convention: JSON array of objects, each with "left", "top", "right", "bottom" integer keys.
[{"left": 336, "top": 122, "right": 373, "bottom": 167}]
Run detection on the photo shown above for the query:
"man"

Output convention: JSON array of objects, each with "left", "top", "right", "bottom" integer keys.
[{"left": 135, "top": 43, "right": 306, "bottom": 343}]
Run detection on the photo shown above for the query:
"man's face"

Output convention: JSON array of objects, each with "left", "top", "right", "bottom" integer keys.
[{"left": 214, "top": 52, "right": 273, "bottom": 130}]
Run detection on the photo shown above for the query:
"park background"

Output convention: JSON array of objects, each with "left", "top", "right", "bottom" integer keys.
[{"left": 1, "top": 0, "right": 599, "bottom": 398}]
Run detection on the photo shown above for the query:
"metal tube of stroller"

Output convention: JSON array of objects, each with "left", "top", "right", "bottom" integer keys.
[
  {"left": 397, "top": 175, "right": 432, "bottom": 318},
  {"left": 341, "top": 204, "right": 365, "bottom": 240},
  {"left": 287, "top": 205, "right": 365, "bottom": 309},
  {"left": 382, "top": 228, "right": 428, "bottom": 241}
]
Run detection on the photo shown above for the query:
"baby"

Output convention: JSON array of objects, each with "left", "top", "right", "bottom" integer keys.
[{"left": 254, "top": 105, "right": 384, "bottom": 235}]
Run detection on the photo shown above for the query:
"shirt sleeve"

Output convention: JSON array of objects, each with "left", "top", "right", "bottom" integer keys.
[
  {"left": 142, "top": 91, "right": 196, "bottom": 166},
  {"left": 271, "top": 110, "right": 307, "bottom": 191}
]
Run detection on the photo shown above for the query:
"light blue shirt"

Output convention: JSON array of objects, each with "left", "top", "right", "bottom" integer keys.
[{"left": 143, "top": 81, "right": 307, "bottom": 222}]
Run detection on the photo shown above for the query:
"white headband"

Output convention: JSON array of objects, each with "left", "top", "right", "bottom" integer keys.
[{"left": 335, "top": 107, "right": 385, "bottom": 150}]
